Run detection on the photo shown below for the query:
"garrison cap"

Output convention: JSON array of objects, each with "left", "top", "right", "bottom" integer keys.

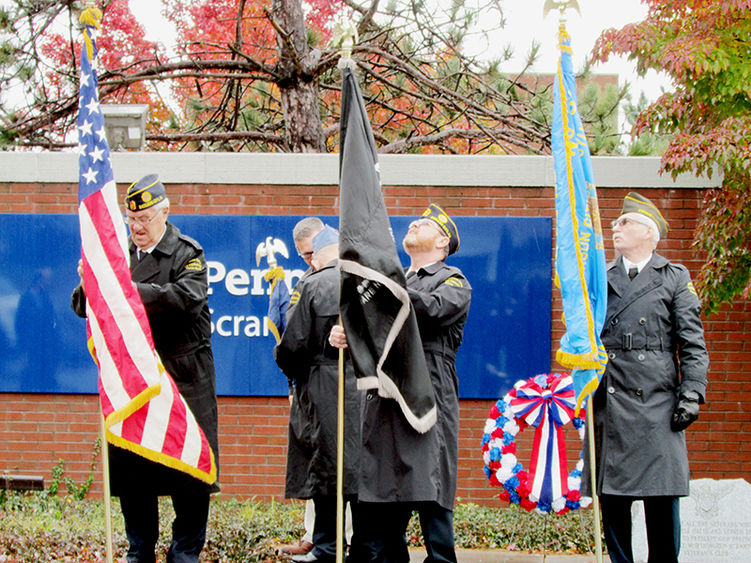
[
  {"left": 125, "top": 174, "right": 167, "bottom": 212},
  {"left": 620, "top": 192, "right": 668, "bottom": 238},
  {"left": 421, "top": 203, "right": 460, "bottom": 255},
  {"left": 312, "top": 225, "right": 339, "bottom": 253}
]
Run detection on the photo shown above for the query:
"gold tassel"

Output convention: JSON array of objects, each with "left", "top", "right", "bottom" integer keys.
[
  {"left": 79, "top": 5, "right": 103, "bottom": 29},
  {"left": 80, "top": 5, "right": 103, "bottom": 61}
]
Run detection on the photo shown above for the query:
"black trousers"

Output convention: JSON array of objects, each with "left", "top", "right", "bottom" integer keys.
[
  {"left": 600, "top": 494, "right": 680, "bottom": 563},
  {"left": 311, "top": 495, "right": 358, "bottom": 561},
  {"left": 353, "top": 501, "right": 456, "bottom": 563},
  {"left": 119, "top": 489, "right": 211, "bottom": 563}
]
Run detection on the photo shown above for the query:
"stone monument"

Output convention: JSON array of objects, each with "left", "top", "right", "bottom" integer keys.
[{"left": 631, "top": 478, "right": 751, "bottom": 562}]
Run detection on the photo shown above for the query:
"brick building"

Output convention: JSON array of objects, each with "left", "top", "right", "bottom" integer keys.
[{"left": 0, "top": 153, "right": 747, "bottom": 506}]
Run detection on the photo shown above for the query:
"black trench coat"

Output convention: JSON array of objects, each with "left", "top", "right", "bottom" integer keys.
[
  {"left": 583, "top": 253, "right": 708, "bottom": 498},
  {"left": 359, "top": 261, "right": 471, "bottom": 510},
  {"left": 274, "top": 259, "right": 361, "bottom": 499},
  {"left": 72, "top": 222, "right": 219, "bottom": 495}
]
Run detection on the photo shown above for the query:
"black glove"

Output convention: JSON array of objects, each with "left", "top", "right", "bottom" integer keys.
[{"left": 671, "top": 390, "right": 700, "bottom": 431}]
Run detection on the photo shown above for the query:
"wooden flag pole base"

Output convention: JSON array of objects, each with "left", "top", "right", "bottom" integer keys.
[
  {"left": 336, "top": 324, "right": 345, "bottom": 563},
  {"left": 100, "top": 413, "right": 114, "bottom": 563},
  {"left": 586, "top": 406, "right": 603, "bottom": 563}
]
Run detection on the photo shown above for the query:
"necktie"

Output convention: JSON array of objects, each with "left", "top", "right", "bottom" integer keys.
[{"left": 628, "top": 266, "right": 638, "bottom": 281}]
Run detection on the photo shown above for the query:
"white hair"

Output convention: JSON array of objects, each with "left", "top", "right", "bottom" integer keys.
[
  {"left": 621, "top": 212, "right": 659, "bottom": 249},
  {"left": 293, "top": 217, "right": 324, "bottom": 242},
  {"left": 152, "top": 197, "right": 170, "bottom": 212}
]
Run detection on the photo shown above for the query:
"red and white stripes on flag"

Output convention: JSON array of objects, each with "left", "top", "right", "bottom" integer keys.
[{"left": 77, "top": 12, "right": 215, "bottom": 484}]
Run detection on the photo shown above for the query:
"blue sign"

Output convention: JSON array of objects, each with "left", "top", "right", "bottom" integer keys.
[{"left": 0, "top": 214, "right": 551, "bottom": 399}]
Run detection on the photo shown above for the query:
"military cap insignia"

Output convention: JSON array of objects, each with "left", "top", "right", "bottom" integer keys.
[
  {"left": 444, "top": 276, "right": 463, "bottom": 288},
  {"left": 621, "top": 192, "right": 668, "bottom": 238},
  {"left": 125, "top": 174, "right": 166, "bottom": 212},
  {"left": 419, "top": 203, "right": 460, "bottom": 255},
  {"left": 185, "top": 258, "right": 204, "bottom": 271}
]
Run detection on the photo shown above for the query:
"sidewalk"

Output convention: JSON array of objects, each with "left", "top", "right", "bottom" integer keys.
[{"left": 409, "top": 549, "right": 610, "bottom": 562}]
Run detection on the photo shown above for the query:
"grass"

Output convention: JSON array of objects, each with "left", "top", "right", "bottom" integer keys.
[{"left": 0, "top": 491, "right": 601, "bottom": 561}]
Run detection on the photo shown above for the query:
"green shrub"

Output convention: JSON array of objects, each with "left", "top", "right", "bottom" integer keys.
[
  {"left": 203, "top": 498, "right": 306, "bottom": 561},
  {"left": 407, "top": 502, "right": 598, "bottom": 554},
  {"left": 0, "top": 494, "right": 601, "bottom": 561},
  {"left": 0, "top": 491, "right": 125, "bottom": 562},
  {"left": 46, "top": 438, "right": 101, "bottom": 501}
]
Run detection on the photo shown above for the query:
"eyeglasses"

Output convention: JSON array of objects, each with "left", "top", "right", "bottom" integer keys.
[
  {"left": 611, "top": 217, "right": 645, "bottom": 229},
  {"left": 125, "top": 209, "right": 162, "bottom": 226},
  {"left": 409, "top": 218, "right": 447, "bottom": 239},
  {"left": 409, "top": 218, "right": 442, "bottom": 232}
]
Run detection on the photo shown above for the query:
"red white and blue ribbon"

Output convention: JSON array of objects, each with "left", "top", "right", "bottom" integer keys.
[
  {"left": 509, "top": 374, "right": 576, "bottom": 507},
  {"left": 481, "top": 373, "right": 590, "bottom": 514}
]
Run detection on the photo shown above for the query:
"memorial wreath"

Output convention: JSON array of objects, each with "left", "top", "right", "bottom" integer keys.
[{"left": 481, "top": 372, "right": 592, "bottom": 514}]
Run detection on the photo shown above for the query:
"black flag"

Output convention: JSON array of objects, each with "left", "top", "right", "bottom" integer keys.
[{"left": 337, "top": 65, "right": 436, "bottom": 434}]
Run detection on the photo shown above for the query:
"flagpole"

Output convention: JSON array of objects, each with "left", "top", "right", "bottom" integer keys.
[
  {"left": 100, "top": 413, "right": 114, "bottom": 563},
  {"left": 80, "top": 3, "right": 113, "bottom": 560},
  {"left": 336, "top": 335, "right": 345, "bottom": 563},
  {"left": 333, "top": 20, "right": 358, "bottom": 563},
  {"left": 585, "top": 407, "right": 603, "bottom": 563},
  {"left": 545, "top": 1, "right": 603, "bottom": 561}
]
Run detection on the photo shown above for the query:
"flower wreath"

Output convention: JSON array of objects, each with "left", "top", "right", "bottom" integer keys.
[{"left": 481, "top": 372, "right": 592, "bottom": 514}]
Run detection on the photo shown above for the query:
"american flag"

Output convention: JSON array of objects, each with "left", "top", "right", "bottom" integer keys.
[{"left": 76, "top": 13, "right": 216, "bottom": 484}]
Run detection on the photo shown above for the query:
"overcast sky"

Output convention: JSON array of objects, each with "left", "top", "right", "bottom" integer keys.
[
  {"left": 0, "top": 0, "right": 668, "bottom": 115},
  {"left": 128, "top": 0, "right": 670, "bottom": 103},
  {"left": 488, "top": 0, "right": 670, "bottom": 101}
]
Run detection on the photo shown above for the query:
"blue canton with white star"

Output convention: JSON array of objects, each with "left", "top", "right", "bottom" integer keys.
[{"left": 77, "top": 26, "right": 113, "bottom": 204}]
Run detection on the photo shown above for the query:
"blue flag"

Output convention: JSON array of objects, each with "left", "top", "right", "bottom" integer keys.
[
  {"left": 552, "top": 27, "right": 608, "bottom": 415},
  {"left": 264, "top": 266, "right": 291, "bottom": 343}
]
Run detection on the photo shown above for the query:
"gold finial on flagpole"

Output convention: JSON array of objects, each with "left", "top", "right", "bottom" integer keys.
[
  {"left": 79, "top": 0, "right": 102, "bottom": 62},
  {"left": 543, "top": 0, "right": 581, "bottom": 24},
  {"left": 79, "top": 0, "right": 102, "bottom": 28},
  {"left": 332, "top": 15, "right": 358, "bottom": 70}
]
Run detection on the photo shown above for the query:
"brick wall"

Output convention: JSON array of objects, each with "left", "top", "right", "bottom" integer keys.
[{"left": 1, "top": 174, "right": 748, "bottom": 505}]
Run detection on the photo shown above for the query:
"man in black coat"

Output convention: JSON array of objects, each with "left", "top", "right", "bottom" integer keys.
[
  {"left": 274, "top": 226, "right": 361, "bottom": 563},
  {"left": 72, "top": 174, "right": 219, "bottom": 563},
  {"left": 583, "top": 192, "right": 708, "bottom": 563},
  {"left": 277, "top": 216, "right": 324, "bottom": 558},
  {"left": 330, "top": 203, "right": 471, "bottom": 563}
]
